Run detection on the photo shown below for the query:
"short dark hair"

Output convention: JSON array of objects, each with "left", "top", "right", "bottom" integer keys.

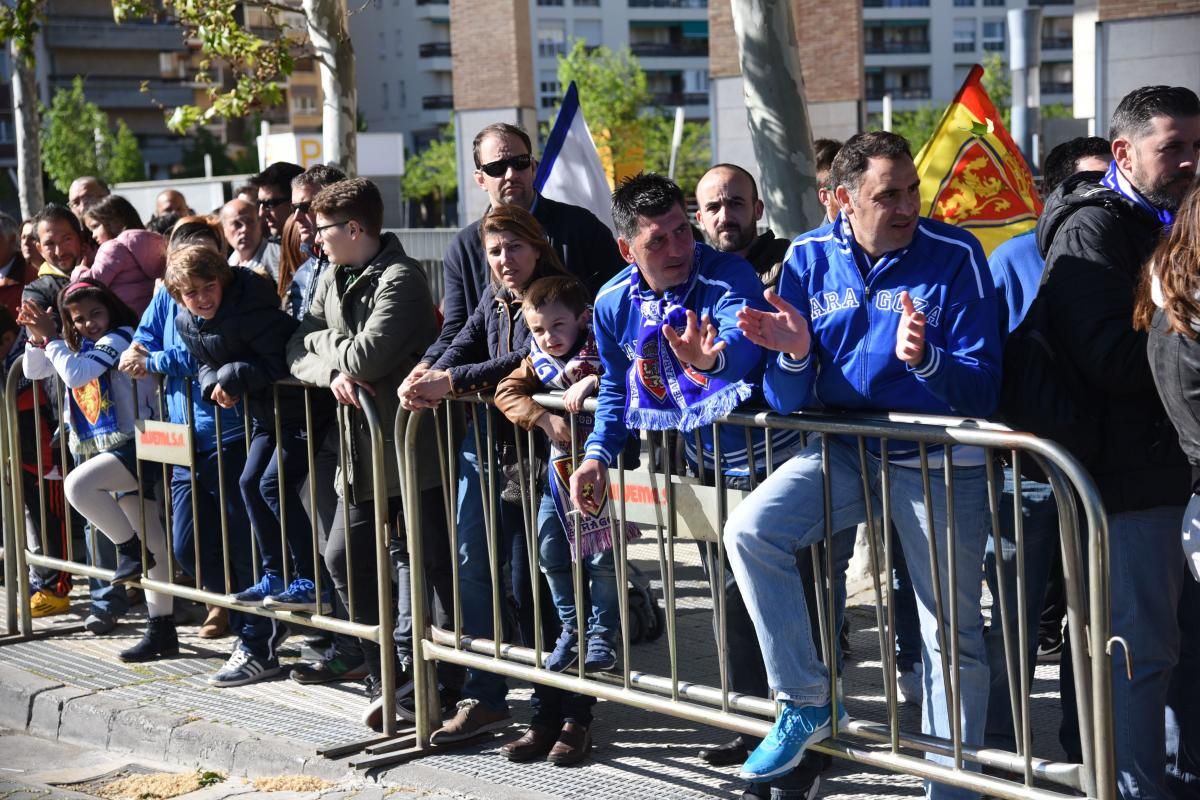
[
  {"left": 611, "top": 172, "right": 686, "bottom": 242},
  {"left": 831, "top": 131, "right": 912, "bottom": 196},
  {"left": 168, "top": 215, "right": 225, "bottom": 253},
  {"left": 472, "top": 123, "right": 533, "bottom": 169},
  {"left": 1110, "top": 86, "right": 1200, "bottom": 142},
  {"left": 702, "top": 163, "right": 759, "bottom": 203},
  {"left": 249, "top": 162, "right": 304, "bottom": 196},
  {"left": 82, "top": 194, "right": 144, "bottom": 236},
  {"left": 292, "top": 163, "right": 347, "bottom": 192},
  {"left": 814, "top": 138, "right": 844, "bottom": 178},
  {"left": 0, "top": 305, "right": 17, "bottom": 338},
  {"left": 311, "top": 177, "right": 384, "bottom": 237},
  {"left": 522, "top": 276, "right": 591, "bottom": 318},
  {"left": 146, "top": 213, "right": 180, "bottom": 236},
  {"left": 1042, "top": 136, "right": 1112, "bottom": 195},
  {"left": 33, "top": 204, "right": 83, "bottom": 238}
]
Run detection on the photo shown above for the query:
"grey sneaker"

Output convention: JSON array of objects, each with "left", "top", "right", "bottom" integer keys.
[{"left": 83, "top": 611, "right": 117, "bottom": 635}]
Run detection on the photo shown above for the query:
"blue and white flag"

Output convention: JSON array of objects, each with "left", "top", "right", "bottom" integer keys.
[{"left": 534, "top": 81, "right": 616, "bottom": 234}]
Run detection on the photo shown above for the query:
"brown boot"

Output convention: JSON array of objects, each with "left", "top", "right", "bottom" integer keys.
[
  {"left": 500, "top": 722, "right": 561, "bottom": 762},
  {"left": 429, "top": 699, "right": 511, "bottom": 745},
  {"left": 198, "top": 605, "right": 229, "bottom": 639},
  {"left": 547, "top": 721, "right": 591, "bottom": 766}
]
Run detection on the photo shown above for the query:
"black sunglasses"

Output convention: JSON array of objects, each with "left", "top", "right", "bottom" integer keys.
[
  {"left": 258, "top": 196, "right": 290, "bottom": 209},
  {"left": 478, "top": 153, "right": 532, "bottom": 178},
  {"left": 292, "top": 201, "right": 312, "bottom": 216}
]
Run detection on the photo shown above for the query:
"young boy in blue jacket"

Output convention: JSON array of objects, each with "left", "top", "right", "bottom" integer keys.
[{"left": 725, "top": 132, "right": 1001, "bottom": 800}]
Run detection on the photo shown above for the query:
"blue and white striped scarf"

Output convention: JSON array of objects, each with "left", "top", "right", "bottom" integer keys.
[{"left": 1100, "top": 160, "right": 1174, "bottom": 228}]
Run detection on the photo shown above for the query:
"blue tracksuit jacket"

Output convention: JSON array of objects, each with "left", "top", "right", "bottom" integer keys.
[
  {"left": 766, "top": 215, "right": 1001, "bottom": 451},
  {"left": 584, "top": 243, "right": 801, "bottom": 477}
]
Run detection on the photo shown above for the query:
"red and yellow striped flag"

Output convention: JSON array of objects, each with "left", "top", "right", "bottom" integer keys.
[{"left": 913, "top": 64, "right": 1042, "bottom": 256}]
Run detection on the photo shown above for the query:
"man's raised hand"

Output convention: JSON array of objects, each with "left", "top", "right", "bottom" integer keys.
[
  {"left": 662, "top": 310, "right": 725, "bottom": 372},
  {"left": 894, "top": 291, "right": 927, "bottom": 367},
  {"left": 736, "top": 288, "right": 812, "bottom": 360}
]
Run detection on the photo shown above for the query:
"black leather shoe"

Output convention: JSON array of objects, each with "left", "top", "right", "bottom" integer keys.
[
  {"left": 699, "top": 735, "right": 748, "bottom": 766},
  {"left": 500, "top": 722, "right": 562, "bottom": 762}
]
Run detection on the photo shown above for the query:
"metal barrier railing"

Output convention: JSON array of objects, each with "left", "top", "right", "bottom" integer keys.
[
  {"left": 1, "top": 357, "right": 404, "bottom": 745},
  {"left": 396, "top": 394, "right": 1114, "bottom": 800}
]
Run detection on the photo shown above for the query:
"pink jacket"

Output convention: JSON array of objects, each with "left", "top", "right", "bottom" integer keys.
[{"left": 71, "top": 229, "right": 166, "bottom": 316}]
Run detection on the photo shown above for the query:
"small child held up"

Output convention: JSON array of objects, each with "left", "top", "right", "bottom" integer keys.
[
  {"left": 167, "top": 246, "right": 330, "bottom": 614},
  {"left": 18, "top": 278, "right": 174, "bottom": 662},
  {"left": 495, "top": 276, "right": 633, "bottom": 674}
]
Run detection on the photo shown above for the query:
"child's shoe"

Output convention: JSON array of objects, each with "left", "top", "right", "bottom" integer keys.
[
  {"left": 263, "top": 578, "right": 331, "bottom": 614},
  {"left": 544, "top": 627, "right": 579, "bottom": 672},
  {"left": 231, "top": 573, "right": 285, "bottom": 606},
  {"left": 118, "top": 615, "right": 179, "bottom": 662},
  {"left": 29, "top": 589, "right": 70, "bottom": 618},
  {"left": 112, "top": 539, "right": 154, "bottom": 585},
  {"left": 583, "top": 634, "right": 617, "bottom": 672}
]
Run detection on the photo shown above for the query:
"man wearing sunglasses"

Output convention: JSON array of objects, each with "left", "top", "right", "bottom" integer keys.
[
  {"left": 250, "top": 161, "right": 305, "bottom": 243},
  {"left": 403, "top": 122, "right": 623, "bottom": 382},
  {"left": 286, "top": 164, "right": 347, "bottom": 321}
]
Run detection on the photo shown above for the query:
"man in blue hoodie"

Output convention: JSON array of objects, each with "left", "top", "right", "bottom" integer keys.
[{"left": 724, "top": 131, "right": 1002, "bottom": 800}]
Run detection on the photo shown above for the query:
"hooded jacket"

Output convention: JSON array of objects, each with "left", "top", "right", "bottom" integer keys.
[
  {"left": 1034, "top": 172, "right": 1189, "bottom": 511},
  {"left": 71, "top": 229, "right": 166, "bottom": 316}
]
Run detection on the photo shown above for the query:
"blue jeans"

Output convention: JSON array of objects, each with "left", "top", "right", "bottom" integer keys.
[
  {"left": 725, "top": 438, "right": 990, "bottom": 800},
  {"left": 893, "top": 544, "right": 923, "bottom": 672},
  {"left": 455, "top": 427, "right": 594, "bottom": 724},
  {"left": 85, "top": 525, "right": 129, "bottom": 617},
  {"left": 171, "top": 443, "right": 278, "bottom": 661},
  {"left": 1102, "top": 504, "right": 1199, "bottom": 800},
  {"left": 241, "top": 423, "right": 317, "bottom": 583},
  {"left": 536, "top": 489, "right": 618, "bottom": 639},
  {"left": 983, "top": 470, "right": 1060, "bottom": 751}
]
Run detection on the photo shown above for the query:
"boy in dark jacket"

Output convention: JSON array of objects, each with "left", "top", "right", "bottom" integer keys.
[{"left": 168, "top": 246, "right": 330, "bottom": 618}]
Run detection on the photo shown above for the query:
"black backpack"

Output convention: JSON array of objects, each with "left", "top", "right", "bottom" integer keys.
[{"left": 998, "top": 293, "right": 1102, "bottom": 478}]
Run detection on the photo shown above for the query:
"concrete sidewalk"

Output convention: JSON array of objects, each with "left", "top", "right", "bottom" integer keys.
[{"left": 0, "top": 542, "right": 1068, "bottom": 799}]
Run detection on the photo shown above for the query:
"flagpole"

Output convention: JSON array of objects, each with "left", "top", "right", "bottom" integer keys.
[{"left": 667, "top": 106, "right": 685, "bottom": 180}]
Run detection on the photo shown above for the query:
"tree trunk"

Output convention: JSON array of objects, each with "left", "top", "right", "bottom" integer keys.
[
  {"left": 303, "top": 0, "right": 357, "bottom": 175},
  {"left": 728, "top": 0, "right": 823, "bottom": 236},
  {"left": 11, "top": 40, "right": 43, "bottom": 218}
]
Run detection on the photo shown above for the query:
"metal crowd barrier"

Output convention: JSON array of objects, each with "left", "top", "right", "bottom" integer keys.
[
  {"left": 396, "top": 394, "right": 1115, "bottom": 800},
  {"left": 0, "top": 357, "right": 405, "bottom": 745}
]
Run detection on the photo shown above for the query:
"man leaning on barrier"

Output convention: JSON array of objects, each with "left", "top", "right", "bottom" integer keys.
[{"left": 724, "top": 131, "right": 1001, "bottom": 800}]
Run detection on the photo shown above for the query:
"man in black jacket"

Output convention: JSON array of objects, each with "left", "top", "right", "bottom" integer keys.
[
  {"left": 1035, "top": 85, "right": 1200, "bottom": 798},
  {"left": 403, "top": 122, "right": 622, "bottom": 381}
]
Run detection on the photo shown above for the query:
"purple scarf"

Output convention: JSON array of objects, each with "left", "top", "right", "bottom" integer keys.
[{"left": 625, "top": 244, "right": 751, "bottom": 431}]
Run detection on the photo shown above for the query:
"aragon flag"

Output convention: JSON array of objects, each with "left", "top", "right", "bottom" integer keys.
[{"left": 913, "top": 64, "right": 1042, "bottom": 256}]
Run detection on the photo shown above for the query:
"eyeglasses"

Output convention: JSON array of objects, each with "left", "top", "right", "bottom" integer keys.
[
  {"left": 478, "top": 153, "right": 532, "bottom": 178},
  {"left": 258, "top": 196, "right": 290, "bottom": 209},
  {"left": 292, "top": 201, "right": 312, "bottom": 217},
  {"left": 314, "top": 219, "right": 351, "bottom": 234}
]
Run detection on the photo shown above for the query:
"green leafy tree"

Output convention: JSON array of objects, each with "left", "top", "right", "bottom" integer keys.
[
  {"left": 557, "top": 41, "right": 650, "bottom": 178},
  {"left": 401, "top": 124, "right": 458, "bottom": 227},
  {"left": 874, "top": 104, "right": 944, "bottom": 154},
  {"left": 39, "top": 77, "right": 144, "bottom": 192},
  {"left": 643, "top": 114, "right": 711, "bottom": 195},
  {"left": 981, "top": 53, "right": 1012, "bottom": 129}
]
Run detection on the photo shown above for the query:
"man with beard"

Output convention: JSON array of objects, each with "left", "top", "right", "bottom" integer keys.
[
  {"left": 695, "top": 164, "right": 790, "bottom": 288},
  {"left": 1034, "top": 84, "right": 1200, "bottom": 798}
]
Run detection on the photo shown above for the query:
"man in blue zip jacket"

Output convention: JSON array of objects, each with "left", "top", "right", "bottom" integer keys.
[{"left": 724, "top": 131, "right": 1002, "bottom": 800}]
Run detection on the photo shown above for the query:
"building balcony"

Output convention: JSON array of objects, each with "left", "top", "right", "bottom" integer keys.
[
  {"left": 863, "top": 0, "right": 929, "bottom": 5},
  {"left": 50, "top": 76, "right": 193, "bottom": 108},
  {"left": 866, "top": 86, "right": 931, "bottom": 100},
  {"left": 982, "top": 40, "right": 1005, "bottom": 51},
  {"left": 651, "top": 91, "right": 708, "bottom": 106},
  {"left": 1041, "top": 35, "right": 1072, "bottom": 50},
  {"left": 45, "top": 17, "right": 184, "bottom": 51},
  {"left": 1028, "top": 0, "right": 1073, "bottom": 5},
  {"left": 422, "top": 94, "right": 454, "bottom": 110},
  {"left": 1041, "top": 80, "right": 1073, "bottom": 95},
  {"left": 415, "top": 0, "right": 449, "bottom": 20},
  {"left": 954, "top": 41, "right": 976, "bottom": 52},
  {"left": 865, "top": 40, "right": 930, "bottom": 54},
  {"left": 419, "top": 42, "right": 452, "bottom": 57},
  {"left": 629, "top": 41, "right": 708, "bottom": 58}
]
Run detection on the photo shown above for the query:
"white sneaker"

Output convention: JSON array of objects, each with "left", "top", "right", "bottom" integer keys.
[{"left": 897, "top": 664, "right": 923, "bottom": 706}]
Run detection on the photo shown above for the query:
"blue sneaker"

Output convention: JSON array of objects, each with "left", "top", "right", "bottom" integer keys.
[
  {"left": 544, "top": 627, "right": 579, "bottom": 672},
  {"left": 583, "top": 634, "right": 617, "bottom": 672},
  {"left": 231, "top": 573, "right": 285, "bottom": 606},
  {"left": 740, "top": 701, "right": 849, "bottom": 783},
  {"left": 263, "top": 578, "right": 331, "bottom": 614}
]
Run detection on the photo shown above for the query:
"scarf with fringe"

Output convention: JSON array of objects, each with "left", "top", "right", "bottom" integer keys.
[{"left": 625, "top": 245, "right": 751, "bottom": 432}]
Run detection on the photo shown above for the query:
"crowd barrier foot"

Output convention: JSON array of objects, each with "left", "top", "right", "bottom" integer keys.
[{"left": 317, "top": 734, "right": 397, "bottom": 760}]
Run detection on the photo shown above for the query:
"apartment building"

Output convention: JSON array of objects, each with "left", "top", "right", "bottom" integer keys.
[
  {"left": 348, "top": 0, "right": 711, "bottom": 153},
  {"left": 862, "top": 0, "right": 1076, "bottom": 117}
]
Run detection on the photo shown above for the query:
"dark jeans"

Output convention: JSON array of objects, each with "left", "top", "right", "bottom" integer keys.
[
  {"left": 308, "top": 427, "right": 362, "bottom": 664},
  {"left": 171, "top": 443, "right": 279, "bottom": 660},
  {"left": 241, "top": 422, "right": 317, "bottom": 583},
  {"left": 24, "top": 469, "right": 72, "bottom": 597}
]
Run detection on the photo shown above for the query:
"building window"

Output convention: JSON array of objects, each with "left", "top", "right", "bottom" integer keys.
[
  {"left": 539, "top": 0, "right": 564, "bottom": 5},
  {"left": 574, "top": 19, "right": 602, "bottom": 48},
  {"left": 952, "top": 0, "right": 975, "bottom": 5},
  {"left": 292, "top": 85, "right": 318, "bottom": 115},
  {"left": 540, "top": 71, "right": 562, "bottom": 108},
  {"left": 0, "top": 119, "right": 12, "bottom": 145},
  {"left": 398, "top": 80, "right": 407, "bottom": 108},
  {"left": 378, "top": 31, "right": 386, "bottom": 58},
  {"left": 575, "top": 0, "right": 600, "bottom": 6},
  {"left": 1041, "top": 61, "right": 1073, "bottom": 95},
  {"left": 982, "top": 19, "right": 1006, "bottom": 51},
  {"left": 953, "top": 18, "right": 976, "bottom": 53},
  {"left": 395, "top": 30, "right": 404, "bottom": 55},
  {"left": 381, "top": 82, "right": 390, "bottom": 110},
  {"left": 537, "top": 20, "right": 567, "bottom": 57},
  {"left": 982, "top": 0, "right": 1005, "bottom": 6}
]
